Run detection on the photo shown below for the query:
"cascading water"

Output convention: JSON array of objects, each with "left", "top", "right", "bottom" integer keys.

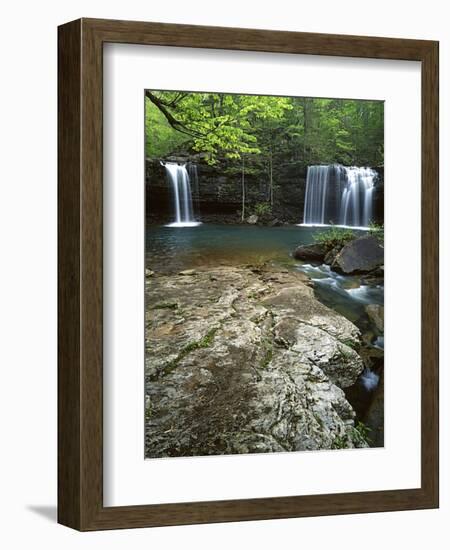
[
  {"left": 301, "top": 164, "right": 377, "bottom": 229},
  {"left": 162, "top": 162, "right": 201, "bottom": 227}
]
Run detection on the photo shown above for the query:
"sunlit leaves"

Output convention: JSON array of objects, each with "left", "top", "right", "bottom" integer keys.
[
  {"left": 146, "top": 92, "right": 292, "bottom": 164},
  {"left": 145, "top": 91, "right": 383, "bottom": 168}
]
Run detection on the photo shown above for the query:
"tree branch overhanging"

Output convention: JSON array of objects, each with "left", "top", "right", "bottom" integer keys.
[{"left": 145, "top": 91, "right": 204, "bottom": 138}]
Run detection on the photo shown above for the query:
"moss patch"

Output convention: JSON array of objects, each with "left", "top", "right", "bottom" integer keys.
[
  {"left": 152, "top": 302, "right": 178, "bottom": 310},
  {"left": 340, "top": 338, "right": 359, "bottom": 350},
  {"left": 156, "top": 327, "right": 220, "bottom": 379},
  {"left": 260, "top": 338, "right": 273, "bottom": 368}
]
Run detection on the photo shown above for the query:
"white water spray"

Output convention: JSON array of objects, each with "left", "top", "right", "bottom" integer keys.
[
  {"left": 162, "top": 162, "right": 201, "bottom": 227},
  {"left": 302, "top": 165, "right": 377, "bottom": 229}
]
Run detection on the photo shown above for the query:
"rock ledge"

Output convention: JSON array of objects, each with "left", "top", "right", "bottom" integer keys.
[{"left": 145, "top": 265, "right": 366, "bottom": 457}]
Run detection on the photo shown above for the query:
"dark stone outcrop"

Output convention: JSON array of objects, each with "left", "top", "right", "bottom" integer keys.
[
  {"left": 293, "top": 243, "right": 326, "bottom": 262},
  {"left": 268, "top": 218, "right": 282, "bottom": 227},
  {"left": 364, "top": 372, "right": 384, "bottom": 447},
  {"left": 332, "top": 236, "right": 384, "bottom": 274},
  {"left": 145, "top": 157, "right": 384, "bottom": 226},
  {"left": 145, "top": 157, "right": 307, "bottom": 225}
]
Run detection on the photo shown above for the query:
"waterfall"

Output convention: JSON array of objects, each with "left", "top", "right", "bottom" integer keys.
[
  {"left": 302, "top": 165, "right": 377, "bottom": 229},
  {"left": 162, "top": 162, "right": 201, "bottom": 227}
]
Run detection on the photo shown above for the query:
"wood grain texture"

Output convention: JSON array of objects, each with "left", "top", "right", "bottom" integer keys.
[
  {"left": 420, "top": 41, "right": 439, "bottom": 506},
  {"left": 57, "top": 18, "right": 439, "bottom": 531},
  {"left": 57, "top": 19, "right": 82, "bottom": 529}
]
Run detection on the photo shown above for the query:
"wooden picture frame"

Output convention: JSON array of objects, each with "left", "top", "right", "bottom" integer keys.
[{"left": 58, "top": 18, "right": 439, "bottom": 531}]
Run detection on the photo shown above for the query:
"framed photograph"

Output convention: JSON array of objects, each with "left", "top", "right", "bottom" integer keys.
[{"left": 58, "top": 18, "right": 439, "bottom": 530}]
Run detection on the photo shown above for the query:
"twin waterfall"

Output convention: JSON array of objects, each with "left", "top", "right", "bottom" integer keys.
[
  {"left": 162, "top": 162, "right": 201, "bottom": 227},
  {"left": 162, "top": 161, "right": 376, "bottom": 229},
  {"left": 302, "top": 165, "right": 377, "bottom": 229}
]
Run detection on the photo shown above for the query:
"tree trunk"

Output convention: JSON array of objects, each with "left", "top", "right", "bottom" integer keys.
[
  {"left": 303, "top": 98, "right": 309, "bottom": 162},
  {"left": 269, "top": 149, "right": 274, "bottom": 207},
  {"left": 241, "top": 156, "right": 246, "bottom": 222}
]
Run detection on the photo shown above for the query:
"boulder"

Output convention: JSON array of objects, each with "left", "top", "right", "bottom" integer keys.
[
  {"left": 246, "top": 214, "right": 258, "bottom": 224},
  {"left": 293, "top": 243, "right": 326, "bottom": 262},
  {"left": 262, "top": 287, "right": 363, "bottom": 389},
  {"left": 145, "top": 266, "right": 366, "bottom": 458},
  {"left": 365, "top": 304, "right": 384, "bottom": 332},
  {"left": 332, "top": 235, "right": 384, "bottom": 274}
]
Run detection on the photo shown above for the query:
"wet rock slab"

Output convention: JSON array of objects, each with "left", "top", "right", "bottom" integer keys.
[{"left": 145, "top": 265, "right": 366, "bottom": 457}]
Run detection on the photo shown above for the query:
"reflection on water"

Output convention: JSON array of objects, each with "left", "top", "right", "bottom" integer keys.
[{"left": 146, "top": 224, "right": 320, "bottom": 273}]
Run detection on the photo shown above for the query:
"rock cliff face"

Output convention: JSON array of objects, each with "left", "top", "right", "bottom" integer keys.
[
  {"left": 146, "top": 158, "right": 384, "bottom": 226},
  {"left": 145, "top": 265, "right": 367, "bottom": 458},
  {"left": 145, "top": 158, "right": 307, "bottom": 225}
]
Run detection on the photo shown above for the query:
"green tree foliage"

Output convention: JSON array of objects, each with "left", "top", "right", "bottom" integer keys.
[
  {"left": 145, "top": 97, "right": 188, "bottom": 158},
  {"left": 145, "top": 91, "right": 292, "bottom": 164},
  {"left": 145, "top": 90, "right": 384, "bottom": 169},
  {"left": 274, "top": 97, "right": 384, "bottom": 167}
]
